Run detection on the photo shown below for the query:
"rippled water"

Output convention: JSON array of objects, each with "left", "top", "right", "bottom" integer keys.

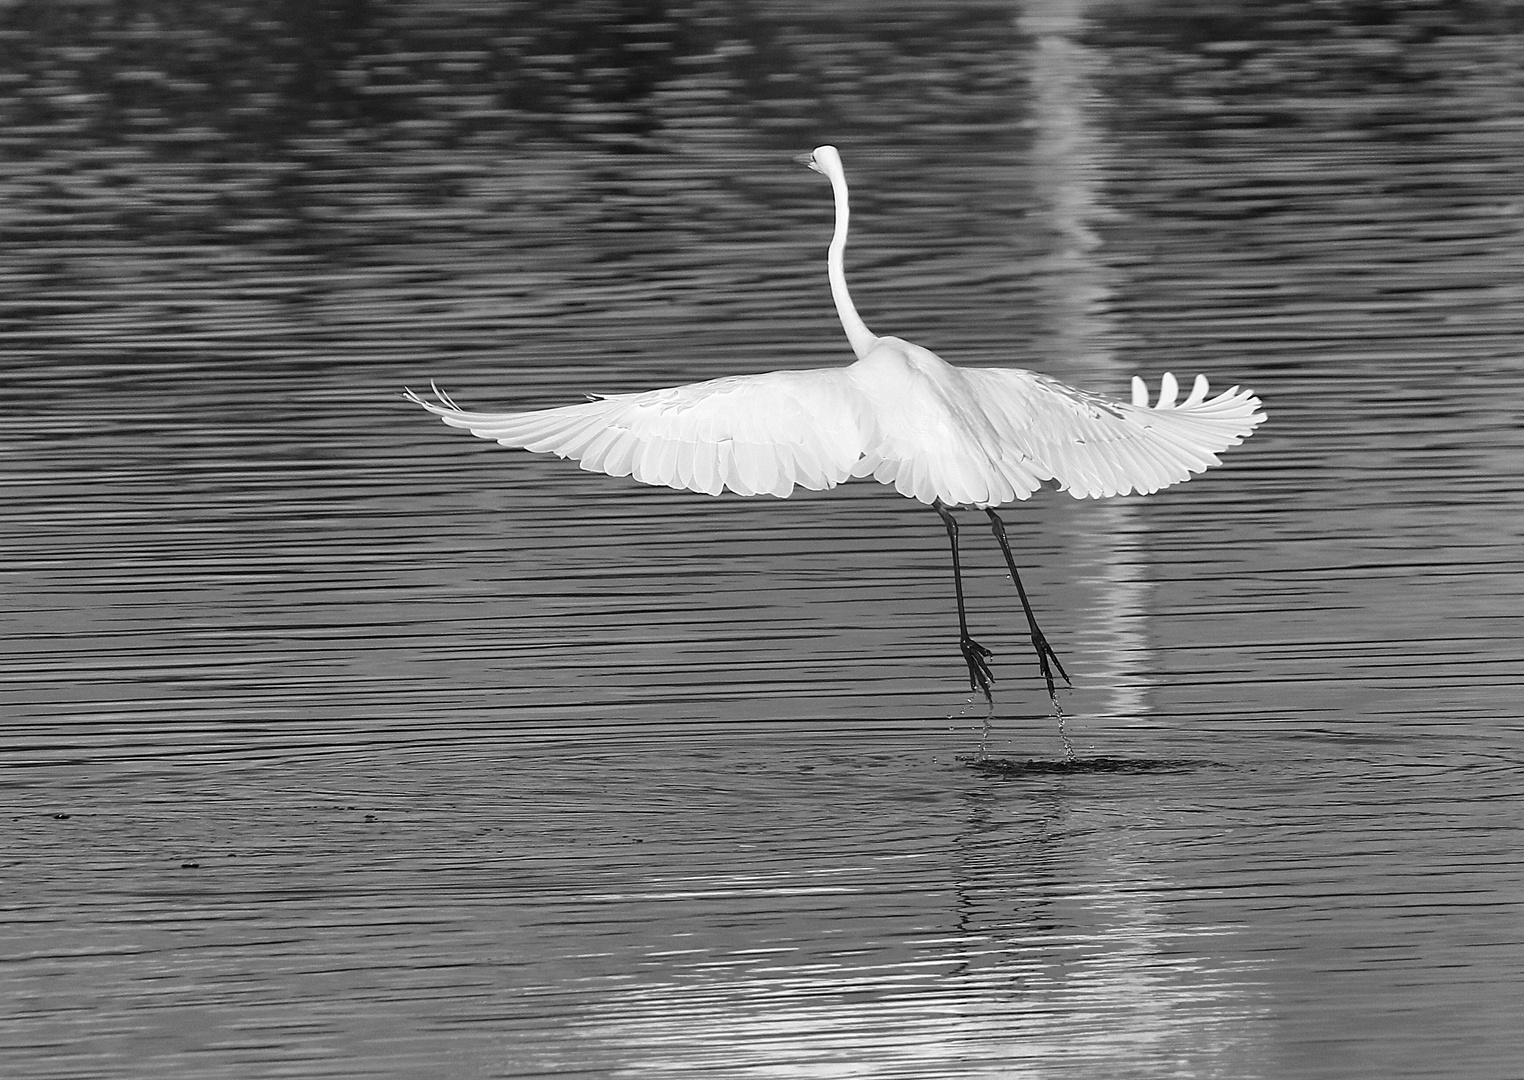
[{"left": 4, "top": 2, "right": 1523, "bottom": 1078}]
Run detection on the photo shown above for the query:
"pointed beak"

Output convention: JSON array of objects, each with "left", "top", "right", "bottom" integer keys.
[{"left": 794, "top": 150, "right": 820, "bottom": 173}]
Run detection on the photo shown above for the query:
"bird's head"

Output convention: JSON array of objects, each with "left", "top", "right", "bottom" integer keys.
[{"left": 797, "top": 145, "right": 842, "bottom": 178}]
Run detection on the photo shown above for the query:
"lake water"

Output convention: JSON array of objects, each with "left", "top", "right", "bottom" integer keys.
[{"left": 3, "top": 1, "right": 1523, "bottom": 1078}]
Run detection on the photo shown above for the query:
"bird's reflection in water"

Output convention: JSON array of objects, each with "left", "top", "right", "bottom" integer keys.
[{"left": 551, "top": 756, "right": 1270, "bottom": 1079}]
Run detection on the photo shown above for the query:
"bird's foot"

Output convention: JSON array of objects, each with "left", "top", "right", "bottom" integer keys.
[
  {"left": 1029, "top": 629, "right": 1071, "bottom": 713},
  {"left": 959, "top": 635, "right": 995, "bottom": 705}
]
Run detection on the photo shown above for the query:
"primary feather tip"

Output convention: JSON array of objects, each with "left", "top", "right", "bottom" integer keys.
[
  {"left": 1132, "top": 371, "right": 1265, "bottom": 425},
  {"left": 403, "top": 381, "right": 466, "bottom": 418}
]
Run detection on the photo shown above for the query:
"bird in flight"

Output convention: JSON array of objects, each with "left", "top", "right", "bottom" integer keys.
[{"left": 407, "top": 145, "right": 1265, "bottom": 730}]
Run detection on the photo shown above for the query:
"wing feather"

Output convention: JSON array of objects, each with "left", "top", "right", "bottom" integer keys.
[
  {"left": 406, "top": 368, "right": 868, "bottom": 499},
  {"left": 960, "top": 368, "right": 1265, "bottom": 501},
  {"left": 602, "top": 430, "right": 639, "bottom": 478}
]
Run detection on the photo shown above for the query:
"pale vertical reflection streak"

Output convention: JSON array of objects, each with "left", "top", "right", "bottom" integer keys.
[{"left": 1017, "top": 0, "right": 1151, "bottom": 724}]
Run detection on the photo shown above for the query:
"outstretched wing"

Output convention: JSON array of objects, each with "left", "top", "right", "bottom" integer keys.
[
  {"left": 961, "top": 368, "right": 1266, "bottom": 500},
  {"left": 405, "top": 368, "right": 868, "bottom": 498}
]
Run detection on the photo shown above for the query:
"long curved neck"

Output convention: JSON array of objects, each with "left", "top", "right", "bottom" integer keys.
[{"left": 826, "top": 166, "right": 878, "bottom": 360}]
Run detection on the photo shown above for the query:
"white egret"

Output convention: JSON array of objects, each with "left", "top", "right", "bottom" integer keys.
[{"left": 406, "top": 145, "right": 1265, "bottom": 718}]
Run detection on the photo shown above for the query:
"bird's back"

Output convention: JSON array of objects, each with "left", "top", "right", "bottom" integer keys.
[
  {"left": 845, "top": 337, "right": 1053, "bottom": 507},
  {"left": 842, "top": 335, "right": 1264, "bottom": 506}
]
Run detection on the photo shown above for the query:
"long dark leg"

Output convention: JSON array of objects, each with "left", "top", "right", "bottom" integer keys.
[
  {"left": 984, "top": 508, "right": 1071, "bottom": 710},
  {"left": 934, "top": 500, "right": 994, "bottom": 704}
]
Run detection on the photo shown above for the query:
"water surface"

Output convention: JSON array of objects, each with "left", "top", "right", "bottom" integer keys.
[{"left": 3, "top": 2, "right": 1523, "bottom": 1078}]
